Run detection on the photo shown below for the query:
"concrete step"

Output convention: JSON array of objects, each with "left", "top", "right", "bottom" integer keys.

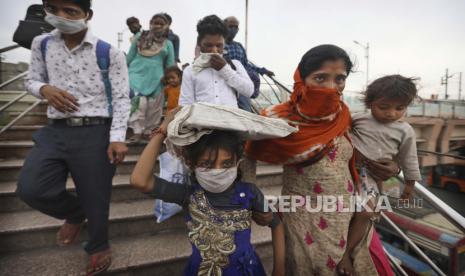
[
  {"left": 0, "top": 223, "right": 274, "bottom": 276},
  {"left": 0, "top": 174, "right": 148, "bottom": 212},
  {"left": 0, "top": 140, "right": 147, "bottom": 159},
  {"left": 0, "top": 155, "right": 142, "bottom": 182},
  {"left": 0, "top": 100, "right": 48, "bottom": 113},
  {"left": 0, "top": 125, "right": 43, "bottom": 141},
  {"left": 0, "top": 185, "right": 281, "bottom": 254},
  {"left": 0, "top": 165, "right": 283, "bottom": 212},
  {"left": 0, "top": 198, "right": 179, "bottom": 253},
  {"left": 0, "top": 111, "right": 48, "bottom": 126}
]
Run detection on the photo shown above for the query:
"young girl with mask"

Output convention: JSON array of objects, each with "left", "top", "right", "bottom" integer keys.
[
  {"left": 127, "top": 13, "right": 175, "bottom": 143},
  {"left": 130, "top": 108, "right": 285, "bottom": 276}
]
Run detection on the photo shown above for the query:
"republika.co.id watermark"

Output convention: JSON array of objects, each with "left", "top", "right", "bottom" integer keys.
[{"left": 264, "top": 193, "right": 423, "bottom": 213}]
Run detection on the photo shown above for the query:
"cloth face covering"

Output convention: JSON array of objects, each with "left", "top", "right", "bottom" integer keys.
[
  {"left": 137, "top": 25, "right": 168, "bottom": 57},
  {"left": 45, "top": 12, "right": 87, "bottom": 34},
  {"left": 195, "top": 166, "right": 238, "bottom": 193},
  {"left": 192, "top": 53, "right": 221, "bottom": 74}
]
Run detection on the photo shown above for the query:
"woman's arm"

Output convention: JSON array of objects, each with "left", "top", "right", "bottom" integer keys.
[
  {"left": 366, "top": 158, "right": 400, "bottom": 181},
  {"left": 130, "top": 107, "right": 180, "bottom": 192},
  {"left": 126, "top": 34, "right": 139, "bottom": 65},
  {"left": 271, "top": 222, "right": 285, "bottom": 276}
]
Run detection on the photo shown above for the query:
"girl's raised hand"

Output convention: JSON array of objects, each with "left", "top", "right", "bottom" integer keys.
[{"left": 161, "top": 106, "right": 182, "bottom": 129}]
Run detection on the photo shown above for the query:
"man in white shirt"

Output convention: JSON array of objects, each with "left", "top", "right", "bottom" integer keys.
[
  {"left": 179, "top": 15, "right": 253, "bottom": 108},
  {"left": 17, "top": 0, "right": 130, "bottom": 274}
]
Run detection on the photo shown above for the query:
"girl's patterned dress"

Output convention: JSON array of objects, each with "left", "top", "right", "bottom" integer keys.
[{"left": 183, "top": 182, "right": 267, "bottom": 276}]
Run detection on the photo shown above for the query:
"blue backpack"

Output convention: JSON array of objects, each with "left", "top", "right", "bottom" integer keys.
[{"left": 40, "top": 36, "right": 114, "bottom": 115}]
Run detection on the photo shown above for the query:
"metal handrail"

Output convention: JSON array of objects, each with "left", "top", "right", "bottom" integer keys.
[
  {"left": 0, "top": 71, "right": 28, "bottom": 90},
  {"left": 268, "top": 75, "right": 291, "bottom": 94},
  {"left": 409, "top": 177, "right": 465, "bottom": 233},
  {"left": 380, "top": 173, "right": 465, "bottom": 275},
  {"left": 0, "top": 44, "right": 20, "bottom": 54},
  {"left": 381, "top": 211, "right": 446, "bottom": 276},
  {"left": 417, "top": 149, "right": 465, "bottom": 160},
  {"left": 0, "top": 66, "right": 38, "bottom": 137},
  {"left": 0, "top": 91, "right": 28, "bottom": 113},
  {"left": 0, "top": 100, "right": 42, "bottom": 136},
  {"left": 384, "top": 249, "right": 408, "bottom": 276}
]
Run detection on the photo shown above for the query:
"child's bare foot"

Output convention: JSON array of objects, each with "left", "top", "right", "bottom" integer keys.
[{"left": 337, "top": 253, "right": 354, "bottom": 275}]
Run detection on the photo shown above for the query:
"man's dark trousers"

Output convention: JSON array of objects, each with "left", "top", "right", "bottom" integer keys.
[{"left": 17, "top": 123, "right": 116, "bottom": 254}]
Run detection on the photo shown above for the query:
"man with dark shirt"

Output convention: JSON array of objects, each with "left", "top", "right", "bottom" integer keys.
[
  {"left": 163, "top": 13, "right": 180, "bottom": 63},
  {"left": 224, "top": 16, "right": 274, "bottom": 112},
  {"left": 126, "top": 16, "right": 141, "bottom": 43}
]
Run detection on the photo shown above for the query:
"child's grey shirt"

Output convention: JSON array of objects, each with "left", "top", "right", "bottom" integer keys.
[{"left": 350, "top": 112, "right": 421, "bottom": 181}]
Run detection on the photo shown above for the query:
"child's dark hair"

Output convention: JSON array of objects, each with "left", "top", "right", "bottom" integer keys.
[
  {"left": 183, "top": 130, "right": 243, "bottom": 169},
  {"left": 364, "top": 75, "right": 418, "bottom": 107},
  {"left": 43, "top": 0, "right": 91, "bottom": 13},
  {"left": 150, "top": 13, "right": 169, "bottom": 24},
  {"left": 162, "top": 66, "right": 182, "bottom": 85},
  {"left": 162, "top": 13, "right": 172, "bottom": 25},
  {"left": 196, "top": 15, "right": 228, "bottom": 45},
  {"left": 298, "top": 44, "right": 353, "bottom": 79},
  {"left": 126, "top": 16, "right": 139, "bottom": 25}
]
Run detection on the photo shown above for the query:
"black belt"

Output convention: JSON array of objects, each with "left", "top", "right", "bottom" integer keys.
[{"left": 47, "top": 117, "right": 112, "bottom": 127}]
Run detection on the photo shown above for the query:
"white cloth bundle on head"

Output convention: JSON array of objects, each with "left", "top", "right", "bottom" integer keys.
[
  {"left": 166, "top": 103, "right": 298, "bottom": 148},
  {"left": 192, "top": 53, "right": 218, "bottom": 74}
]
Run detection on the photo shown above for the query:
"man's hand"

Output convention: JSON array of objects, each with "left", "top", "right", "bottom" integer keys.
[
  {"left": 400, "top": 184, "right": 414, "bottom": 200},
  {"left": 107, "top": 142, "right": 128, "bottom": 165},
  {"left": 366, "top": 158, "right": 400, "bottom": 181},
  {"left": 40, "top": 85, "right": 79, "bottom": 113},
  {"left": 210, "top": 54, "right": 227, "bottom": 71},
  {"left": 265, "top": 70, "right": 275, "bottom": 77}
]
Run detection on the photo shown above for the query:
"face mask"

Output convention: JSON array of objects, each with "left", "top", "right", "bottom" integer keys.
[
  {"left": 195, "top": 166, "right": 238, "bottom": 193},
  {"left": 45, "top": 12, "right": 88, "bottom": 34},
  {"left": 227, "top": 28, "right": 238, "bottom": 39}
]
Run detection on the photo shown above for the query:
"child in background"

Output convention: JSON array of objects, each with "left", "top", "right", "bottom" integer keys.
[
  {"left": 338, "top": 75, "right": 421, "bottom": 275},
  {"left": 162, "top": 66, "right": 182, "bottom": 111},
  {"left": 131, "top": 108, "right": 285, "bottom": 276}
]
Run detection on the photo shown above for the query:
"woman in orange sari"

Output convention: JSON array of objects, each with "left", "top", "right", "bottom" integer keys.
[{"left": 246, "top": 45, "right": 395, "bottom": 275}]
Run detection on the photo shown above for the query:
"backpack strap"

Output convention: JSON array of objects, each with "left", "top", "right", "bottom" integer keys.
[
  {"left": 225, "top": 57, "right": 237, "bottom": 71},
  {"left": 95, "top": 39, "right": 113, "bottom": 115},
  {"left": 40, "top": 35, "right": 51, "bottom": 82}
]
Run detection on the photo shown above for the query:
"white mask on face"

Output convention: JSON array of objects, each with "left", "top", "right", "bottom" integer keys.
[
  {"left": 195, "top": 166, "right": 238, "bottom": 193},
  {"left": 45, "top": 12, "right": 88, "bottom": 34}
]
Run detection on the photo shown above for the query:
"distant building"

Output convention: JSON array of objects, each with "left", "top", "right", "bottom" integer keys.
[{"left": 0, "top": 61, "right": 28, "bottom": 91}]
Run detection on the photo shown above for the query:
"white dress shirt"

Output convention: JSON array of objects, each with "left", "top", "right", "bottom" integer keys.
[
  {"left": 178, "top": 59, "right": 254, "bottom": 108},
  {"left": 25, "top": 29, "right": 130, "bottom": 142}
]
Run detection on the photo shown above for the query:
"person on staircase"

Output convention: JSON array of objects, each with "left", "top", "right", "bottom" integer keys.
[
  {"left": 178, "top": 14, "right": 254, "bottom": 108},
  {"left": 131, "top": 107, "right": 286, "bottom": 276},
  {"left": 18, "top": 0, "right": 130, "bottom": 274},
  {"left": 127, "top": 13, "right": 175, "bottom": 143},
  {"left": 126, "top": 16, "right": 142, "bottom": 44},
  {"left": 223, "top": 16, "right": 275, "bottom": 112},
  {"left": 162, "top": 13, "right": 181, "bottom": 64}
]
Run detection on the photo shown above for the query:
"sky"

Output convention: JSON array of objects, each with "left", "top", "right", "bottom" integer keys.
[{"left": 1, "top": 0, "right": 464, "bottom": 99}]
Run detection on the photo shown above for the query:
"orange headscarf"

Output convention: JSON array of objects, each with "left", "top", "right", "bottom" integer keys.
[{"left": 246, "top": 68, "right": 358, "bottom": 182}]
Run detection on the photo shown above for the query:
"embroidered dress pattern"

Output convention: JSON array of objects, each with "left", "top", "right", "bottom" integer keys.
[{"left": 186, "top": 190, "right": 251, "bottom": 275}]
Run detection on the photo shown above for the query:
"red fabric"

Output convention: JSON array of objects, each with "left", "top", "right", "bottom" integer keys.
[
  {"left": 370, "top": 230, "right": 395, "bottom": 276},
  {"left": 245, "top": 69, "right": 351, "bottom": 166}
]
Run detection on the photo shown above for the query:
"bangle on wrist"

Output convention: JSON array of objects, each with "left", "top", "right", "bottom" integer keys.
[{"left": 152, "top": 127, "right": 167, "bottom": 137}]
